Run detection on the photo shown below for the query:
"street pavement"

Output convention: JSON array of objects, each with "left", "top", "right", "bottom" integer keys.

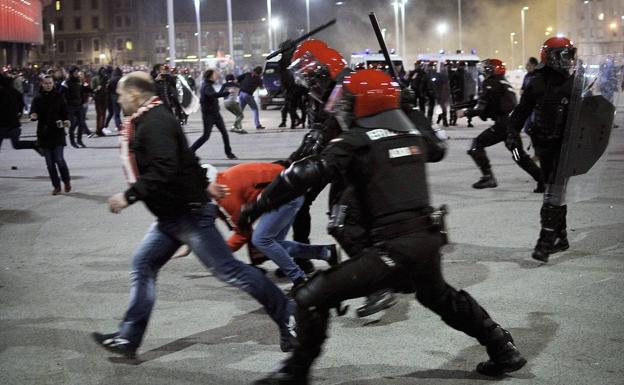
[{"left": 1, "top": 104, "right": 623, "bottom": 385}]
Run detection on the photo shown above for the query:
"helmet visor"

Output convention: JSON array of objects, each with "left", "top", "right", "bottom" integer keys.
[{"left": 324, "top": 84, "right": 352, "bottom": 130}]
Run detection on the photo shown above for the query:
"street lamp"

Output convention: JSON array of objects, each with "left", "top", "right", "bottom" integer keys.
[
  {"left": 306, "top": 0, "right": 310, "bottom": 33},
  {"left": 271, "top": 17, "right": 281, "bottom": 51},
  {"left": 399, "top": 0, "right": 407, "bottom": 57},
  {"left": 509, "top": 32, "right": 515, "bottom": 70},
  {"left": 227, "top": 0, "right": 234, "bottom": 61},
  {"left": 392, "top": 2, "right": 400, "bottom": 53},
  {"left": 49, "top": 23, "right": 55, "bottom": 64},
  {"left": 521, "top": 6, "right": 528, "bottom": 64},
  {"left": 193, "top": 0, "right": 202, "bottom": 70},
  {"left": 457, "top": 0, "right": 463, "bottom": 51},
  {"left": 267, "top": 0, "right": 273, "bottom": 51},
  {"left": 437, "top": 22, "right": 448, "bottom": 52},
  {"left": 166, "top": 0, "right": 176, "bottom": 67}
]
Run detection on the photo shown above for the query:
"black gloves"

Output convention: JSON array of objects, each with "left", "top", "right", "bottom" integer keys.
[{"left": 237, "top": 203, "right": 262, "bottom": 232}]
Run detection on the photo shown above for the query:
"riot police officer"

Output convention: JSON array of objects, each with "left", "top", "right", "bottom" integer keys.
[
  {"left": 240, "top": 69, "right": 526, "bottom": 384},
  {"left": 506, "top": 37, "right": 577, "bottom": 262},
  {"left": 459, "top": 59, "right": 543, "bottom": 190}
]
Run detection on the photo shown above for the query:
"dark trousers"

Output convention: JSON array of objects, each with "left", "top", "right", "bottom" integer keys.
[
  {"left": 190, "top": 111, "right": 233, "bottom": 156},
  {"left": 417, "top": 96, "right": 435, "bottom": 123},
  {"left": 0, "top": 126, "right": 36, "bottom": 151},
  {"left": 534, "top": 140, "right": 564, "bottom": 205},
  {"left": 469, "top": 121, "right": 542, "bottom": 182},
  {"left": 43, "top": 146, "right": 70, "bottom": 189},
  {"left": 290, "top": 230, "right": 495, "bottom": 370},
  {"left": 94, "top": 94, "right": 108, "bottom": 134},
  {"left": 104, "top": 97, "right": 122, "bottom": 130},
  {"left": 281, "top": 96, "right": 299, "bottom": 127},
  {"left": 67, "top": 106, "right": 84, "bottom": 144}
]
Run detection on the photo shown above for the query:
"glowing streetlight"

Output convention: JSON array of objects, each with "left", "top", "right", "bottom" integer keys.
[
  {"left": 306, "top": 0, "right": 310, "bottom": 33},
  {"left": 437, "top": 22, "right": 448, "bottom": 51},
  {"left": 509, "top": 32, "right": 515, "bottom": 69},
  {"left": 610, "top": 22, "right": 618, "bottom": 30},
  {"left": 50, "top": 23, "right": 55, "bottom": 64},
  {"left": 193, "top": 0, "right": 202, "bottom": 70},
  {"left": 392, "top": 2, "right": 400, "bottom": 53},
  {"left": 521, "top": 6, "right": 529, "bottom": 63}
]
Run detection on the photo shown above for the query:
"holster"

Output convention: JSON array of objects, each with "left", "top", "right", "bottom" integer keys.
[{"left": 370, "top": 205, "right": 449, "bottom": 245}]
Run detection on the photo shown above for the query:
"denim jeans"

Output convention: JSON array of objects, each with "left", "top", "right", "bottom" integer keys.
[
  {"left": 118, "top": 203, "right": 291, "bottom": 347},
  {"left": 238, "top": 91, "right": 260, "bottom": 127},
  {"left": 42, "top": 146, "right": 70, "bottom": 188},
  {"left": 252, "top": 196, "right": 330, "bottom": 282},
  {"left": 0, "top": 126, "right": 36, "bottom": 151}
]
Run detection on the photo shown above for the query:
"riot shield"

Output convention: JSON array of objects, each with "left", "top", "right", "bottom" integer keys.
[
  {"left": 553, "top": 54, "right": 621, "bottom": 204},
  {"left": 176, "top": 74, "right": 200, "bottom": 115}
]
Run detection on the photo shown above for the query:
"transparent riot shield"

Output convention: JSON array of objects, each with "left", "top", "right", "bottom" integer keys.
[
  {"left": 553, "top": 54, "right": 621, "bottom": 205},
  {"left": 176, "top": 74, "right": 200, "bottom": 115}
]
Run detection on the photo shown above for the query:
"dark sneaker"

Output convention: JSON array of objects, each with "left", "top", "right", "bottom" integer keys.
[
  {"left": 294, "top": 258, "right": 315, "bottom": 275},
  {"left": 278, "top": 122, "right": 286, "bottom": 128},
  {"left": 256, "top": 125, "right": 266, "bottom": 130},
  {"left": 356, "top": 289, "right": 397, "bottom": 317},
  {"left": 254, "top": 362, "right": 309, "bottom": 385},
  {"left": 472, "top": 175, "right": 497, "bottom": 189},
  {"left": 64, "top": 183, "right": 72, "bottom": 193},
  {"left": 326, "top": 245, "right": 340, "bottom": 266},
  {"left": 52, "top": 187, "right": 61, "bottom": 196},
  {"left": 227, "top": 153, "right": 238, "bottom": 160},
  {"left": 532, "top": 233, "right": 569, "bottom": 263},
  {"left": 91, "top": 332, "right": 137, "bottom": 358}
]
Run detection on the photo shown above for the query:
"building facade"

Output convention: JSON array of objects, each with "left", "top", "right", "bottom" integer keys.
[
  {"left": 0, "top": 0, "right": 50, "bottom": 66},
  {"left": 37, "top": 0, "right": 270, "bottom": 67},
  {"left": 557, "top": 0, "right": 624, "bottom": 56}
]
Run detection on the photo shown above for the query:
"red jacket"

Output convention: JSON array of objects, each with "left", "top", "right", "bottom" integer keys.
[{"left": 216, "top": 162, "right": 284, "bottom": 251}]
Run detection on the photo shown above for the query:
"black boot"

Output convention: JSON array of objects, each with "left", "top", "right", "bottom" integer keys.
[
  {"left": 70, "top": 137, "right": 79, "bottom": 148},
  {"left": 476, "top": 325, "right": 527, "bottom": 376},
  {"left": 254, "top": 360, "right": 309, "bottom": 385},
  {"left": 532, "top": 204, "right": 568, "bottom": 263},
  {"left": 472, "top": 173, "right": 497, "bottom": 189},
  {"left": 356, "top": 289, "right": 397, "bottom": 317}
]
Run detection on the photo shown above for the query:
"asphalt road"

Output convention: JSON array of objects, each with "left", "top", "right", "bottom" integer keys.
[{"left": 1, "top": 104, "right": 623, "bottom": 385}]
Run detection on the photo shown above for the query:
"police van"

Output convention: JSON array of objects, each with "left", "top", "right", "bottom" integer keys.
[
  {"left": 349, "top": 50, "right": 405, "bottom": 74},
  {"left": 260, "top": 54, "right": 285, "bottom": 110}
]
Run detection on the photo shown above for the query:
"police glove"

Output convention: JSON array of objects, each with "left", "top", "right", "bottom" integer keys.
[
  {"left": 237, "top": 203, "right": 262, "bottom": 232},
  {"left": 505, "top": 132, "right": 521, "bottom": 151}
]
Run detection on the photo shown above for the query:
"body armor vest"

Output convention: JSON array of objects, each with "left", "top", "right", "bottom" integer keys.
[
  {"left": 530, "top": 70, "right": 574, "bottom": 140},
  {"left": 356, "top": 128, "right": 430, "bottom": 223}
]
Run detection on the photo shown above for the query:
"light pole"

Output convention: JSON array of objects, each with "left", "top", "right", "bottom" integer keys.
[
  {"left": 306, "top": 0, "right": 310, "bottom": 33},
  {"left": 193, "top": 0, "right": 202, "bottom": 71},
  {"left": 521, "top": 6, "right": 528, "bottom": 64},
  {"left": 509, "top": 32, "right": 515, "bottom": 69},
  {"left": 267, "top": 0, "right": 273, "bottom": 51},
  {"left": 227, "top": 0, "right": 234, "bottom": 60},
  {"left": 167, "top": 0, "right": 176, "bottom": 67},
  {"left": 49, "top": 23, "right": 55, "bottom": 65},
  {"left": 400, "top": 0, "right": 406, "bottom": 56},
  {"left": 271, "top": 17, "right": 281, "bottom": 51},
  {"left": 392, "top": 2, "right": 400, "bottom": 52},
  {"left": 437, "top": 22, "right": 447, "bottom": 52},
  {"left": 457, "top": 0, "right": 463, "bottom": 51}
]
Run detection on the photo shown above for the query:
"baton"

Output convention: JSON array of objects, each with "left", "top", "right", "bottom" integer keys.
[
  {"left": 368, "top": 12, "right": 401, "bottom": 84},
  {"left": 266, "top": 19, "right": 337, "bottom": 61}
]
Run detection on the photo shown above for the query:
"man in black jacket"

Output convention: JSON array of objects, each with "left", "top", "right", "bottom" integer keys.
[
  {"left": 459, "top": 59, "right": 543, "bottom": 190},
  {"left": 92, "top": 72, "right": 295, "bottom": 359},
  {"left": 189, "top": 69, "right": 237, "bottom": 159},
  {"left": 238, "top": 66, "right": 265, "bottom": 129},
  {"left": 0, "top": 73, "right": 39, "bottom": 154},
  {"left": 63, "top": 66, "right": 85, "bottom": 148}
]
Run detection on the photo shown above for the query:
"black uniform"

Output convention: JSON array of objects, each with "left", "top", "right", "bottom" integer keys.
[
  {"left": 466, "top": 74, "right": 543, "bottom": 188},
  {"left": 249, "top": 112, "right": 525, "bottom": 383},
  {"left": 409, "top": 68, "right": 435, "bottom": 123},
  {"left": 507, "top": 65, "right": 573, "bottom": 261}
]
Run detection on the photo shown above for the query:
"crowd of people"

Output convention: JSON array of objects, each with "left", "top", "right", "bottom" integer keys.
[{"left": 1, "top": 32, "right": 620, "bottom": 384}]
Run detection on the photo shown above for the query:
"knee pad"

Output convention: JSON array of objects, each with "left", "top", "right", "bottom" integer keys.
[
  {"left": 467, "top": 139, "right": 482, "bottom": 156},
  {"left": 294, "top": 272, "right": 330, "bottom": 310}
]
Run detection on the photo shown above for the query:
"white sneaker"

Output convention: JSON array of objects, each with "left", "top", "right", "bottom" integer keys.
[{"left": 102, "top": 128, "right": 113, "bottom": 135}]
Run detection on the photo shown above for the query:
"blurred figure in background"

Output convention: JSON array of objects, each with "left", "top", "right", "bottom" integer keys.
[
  {"left": 0, "top": 73, "right": 40, "bottom": 155},
  {"left": 221, "top": 74, "right": 246, "bottom": 134},
  {"left": 91, "top": 66, "right": 110, "bottom": 137}
]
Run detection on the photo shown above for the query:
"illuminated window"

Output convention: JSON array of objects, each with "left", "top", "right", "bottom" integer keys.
[
  {"left": 55, "top": 1, "right": 62, "bottom": 11},
  {"left": 125, "top": 39, "right": 133, "bottom": 51}
]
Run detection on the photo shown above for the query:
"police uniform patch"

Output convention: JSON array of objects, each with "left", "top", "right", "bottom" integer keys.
[
  {"left": 388, "top": 145, "right": 422, "bottom": 158},
  {"left": 366, "top": 129, "right": 399, "bottom": 140}
]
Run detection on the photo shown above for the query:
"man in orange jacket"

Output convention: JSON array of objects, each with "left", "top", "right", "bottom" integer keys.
[{"left": 177, "top": 162, "right": 338, "bottom": 284}]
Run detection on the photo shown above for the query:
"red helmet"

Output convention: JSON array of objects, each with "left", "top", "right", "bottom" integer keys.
[
  {"left": 325, "top": 69, "right": 412, "bottom": 131},
  {"left": 540, "top": 36, "right": 576, "bottom": 74},
  {"left": 291, "top": 39, "right": 328, "bottom": 62},
  {"left": 289, "top": 43, "right": 347, "bottom": 102},
  {"left": 480, "top": 58, "right": 506, "bottom": 77}
]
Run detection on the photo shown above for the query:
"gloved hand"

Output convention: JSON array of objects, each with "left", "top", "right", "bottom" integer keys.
[
  {"left": 237, "top": 203, "right": 261, "bottom": 232},
  {"left": 505, "top": 132, "right": 521, "bottom": 151}
]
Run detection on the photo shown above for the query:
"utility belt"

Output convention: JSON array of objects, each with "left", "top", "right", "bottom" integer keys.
[{"left": 371, "top": 205, "right": 448, "bottom": 244}]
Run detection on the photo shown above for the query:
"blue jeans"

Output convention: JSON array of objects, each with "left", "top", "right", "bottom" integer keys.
[
  {"left": 0, "top": 126, "right": 36, "bottom": 151},
  {"left": 42, "top": 146, "right": 70, "bottom": 189},
  {"left": 118, "top": 203, "right": 291, "bottom": 347},
  {"left": 238, "top": 91, "right": 260, "bottom": 127},
  {"left": 252, "top": 196, "right": 330, "bottom": 282}
]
